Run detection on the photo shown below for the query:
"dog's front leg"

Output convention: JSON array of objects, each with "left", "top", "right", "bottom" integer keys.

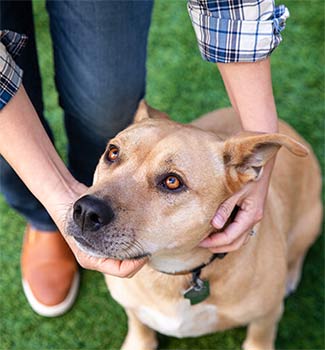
[
  {"left": 243, "top": 303, "right": 284, "bottom": 350},
  {"left": 121, "top": 308, "right": 158, "bottom": 350}
]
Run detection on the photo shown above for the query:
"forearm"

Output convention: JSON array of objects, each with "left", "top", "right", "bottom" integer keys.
[
  {"left": 190, "top": 1, "right": 287, "bottom": 251},
  {"left": 0, "top": 85, "right": 147, "bottom": 276},
  {"left": 0, "top": 85, "right": 83, "bottom": 227},
  {"left": 217, "top": 58, "right": 279, "bottom": 133}
]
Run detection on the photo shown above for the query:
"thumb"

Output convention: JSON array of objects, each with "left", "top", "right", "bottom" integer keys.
[{"left": 212, "top": 194, "right": 240, "bottom": 229}]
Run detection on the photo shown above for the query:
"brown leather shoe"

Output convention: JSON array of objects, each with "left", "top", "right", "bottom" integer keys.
[{"left": 21, "top": 225, "right": 79, "bottom": 317}]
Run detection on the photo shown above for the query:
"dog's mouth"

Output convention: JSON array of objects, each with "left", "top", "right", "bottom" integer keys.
[
  {"left": 72, "top": 235, "right": 150, "bottom": 260},
  {"left": 73, "top": 235, "right": 93, "bottom": 249},
  {"left": 73, "top": 236, "right": 108, "bottom": 258},
  {"left": 128, "top": 252, "right": 151, "bottom": 260}
]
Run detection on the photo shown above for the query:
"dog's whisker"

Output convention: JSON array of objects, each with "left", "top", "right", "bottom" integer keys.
[
  {"left": 119, "top": 241, "right": 136, "bottom": 258},
  {"left": 119, "top": 240, "right": 145, "bottom": 259}
]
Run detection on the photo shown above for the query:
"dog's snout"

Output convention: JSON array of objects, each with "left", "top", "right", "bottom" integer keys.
[{"left": 73, "top": 195, "right": 114, "bottom": 232}]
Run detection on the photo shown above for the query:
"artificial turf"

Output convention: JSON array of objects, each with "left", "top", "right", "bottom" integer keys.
[{"left": 0, "top": 1, "right": 324, "bottom": 349}]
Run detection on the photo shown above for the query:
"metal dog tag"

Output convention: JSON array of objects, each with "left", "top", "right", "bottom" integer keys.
[{"left": 183, "top": 278, "right": 210, "bottom": 305}]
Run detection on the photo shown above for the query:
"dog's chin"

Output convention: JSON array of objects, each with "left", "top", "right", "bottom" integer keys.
[
  {"left": 74, "top": 238, "right": 108, "bottom": 258},
  {"left": 73, "top": 236, "right": 151, "bottom": 261}
]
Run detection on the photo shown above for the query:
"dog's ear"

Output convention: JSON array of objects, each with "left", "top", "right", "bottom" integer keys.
[
  {"left": 134, "top": 100, "right": 170, "bottom": 123},
  {"left": 223, "top": 132, "right": 309, "bottom": 192}
]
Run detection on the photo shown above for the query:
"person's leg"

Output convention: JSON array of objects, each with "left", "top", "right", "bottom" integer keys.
[
  {"left": 0, "top": 1, "right": 78, "bottom": 317},
  {"left": 46, "top": 0, "right": 153, "bottom": 186},
  {"left": 0, "top": 0, "right": 56, "bottom": 231}
]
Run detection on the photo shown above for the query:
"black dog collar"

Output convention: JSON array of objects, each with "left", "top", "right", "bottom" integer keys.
[
  {"left": 183, "top": 252, "right": 227, "bottom": 305},
  {"left": 165, "top": 205, "right": 240, "bottom": 305}
]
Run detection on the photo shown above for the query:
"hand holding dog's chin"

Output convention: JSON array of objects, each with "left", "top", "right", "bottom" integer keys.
[
  {"left": 65, "top": 235, "right": 148, "bottom": 278},
  {"left": 48, "top": 182, "right": 147, "bottom": 278},
  {"left": 200, "top": 160, "right": 275, "bottom": 253},
  {"left": 61, "top": 228, "right": 147, "bottom": 278}
]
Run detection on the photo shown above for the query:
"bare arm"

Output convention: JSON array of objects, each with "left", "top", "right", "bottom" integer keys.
[
  {"left": 0, "top": 86, "right": 146, "bottom": 276},
  {"left": 217, "top": 58, "right": 278, "bottom": 133},
  {"left": 201, "top": 58, "right": 278, "bottom": 251},
  {"left": 187, "top": 0, "right": 289, "bottom": 251}
]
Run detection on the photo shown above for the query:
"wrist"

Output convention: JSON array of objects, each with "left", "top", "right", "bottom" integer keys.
[
  {"left": 241, "top": 111, "right": 279, "bottom": 134},
  {"left": 44, "top": 177, "right": 87, "bottom": 226},
  {"left": 217, "top": 58, "right": 279, "bottom": 134}
]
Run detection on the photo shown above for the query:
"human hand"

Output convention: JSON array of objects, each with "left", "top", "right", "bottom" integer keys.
[
  {"left": 0, "top": 85, "right": 146, "bottom": 278},
  {"left": 200, "top": 160, "right": 274, "bottom": 252},
  {"left": 49, "top": 180, "right": 148, "bottom": 278},
  {"left": 65, "top": 234, "right": 148, "bottom": 277}
]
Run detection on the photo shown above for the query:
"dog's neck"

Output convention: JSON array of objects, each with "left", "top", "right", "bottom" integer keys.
[
  {"left": 148, "top": 247, "right": 219, "bottom": 274},
  {"left": 148, "top": 206, "right": 239, "bottom": 274}
]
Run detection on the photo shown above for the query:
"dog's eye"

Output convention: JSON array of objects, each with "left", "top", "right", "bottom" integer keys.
[
  {"left": 162, "top": 175, "right": 183, "bottom": 191},
  {"left": 107, "top": 146, "right": 119, "bottom": 162}
]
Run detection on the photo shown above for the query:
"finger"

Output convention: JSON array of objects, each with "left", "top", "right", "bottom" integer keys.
[
  {"left": 82, "top": 252, "right": 148, "bottom": 276},
  {"left": 208, "top": 231, "right": 250, "bottom": 253},
  {"left": 81, "top": 255, "right": 148, "bottom": 277},
  {"left": 63, "top": 234, "right": 148, "bottom": 277},
  {"left": 200, "top": 206, "right": 253, "bottom": 248},
  {"left": 212, "top": 192, "right": 242, "bottom": 229},
  {"left": 115, "top": 258, "right": 148, "bottom": 278}
]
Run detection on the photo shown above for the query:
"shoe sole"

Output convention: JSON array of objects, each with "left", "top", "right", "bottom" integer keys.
[{"left": 22, "top": 271, "right": 80, "bottom": 317}]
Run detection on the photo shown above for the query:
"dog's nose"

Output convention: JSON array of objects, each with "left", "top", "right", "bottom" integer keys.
[{"left": 73, "top": 195, "right": 114, "bottom": 232}]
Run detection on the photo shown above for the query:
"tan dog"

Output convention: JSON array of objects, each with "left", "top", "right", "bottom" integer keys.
[{"left": 67, "top": 102, "right": 322, "bottom": 350}]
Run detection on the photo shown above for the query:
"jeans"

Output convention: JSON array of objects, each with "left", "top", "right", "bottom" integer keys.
[{"left": 0, "top": 0, "right": 153, "bottom": 231}]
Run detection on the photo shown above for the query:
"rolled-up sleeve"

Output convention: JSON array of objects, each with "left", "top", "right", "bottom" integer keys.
[
  {"left": 0, "top": 30, "right": 27, "bottom": 109},
  {"left": 187, "top": 0, "right": 289, "bottom": 63}
]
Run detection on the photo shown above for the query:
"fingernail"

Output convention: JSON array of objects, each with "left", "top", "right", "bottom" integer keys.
[
  {"left": 199, "top": 240, "right": 209, "bottom": 248},
  {"left": 212, "top": 214, "right": 225, "bottom": 228}
]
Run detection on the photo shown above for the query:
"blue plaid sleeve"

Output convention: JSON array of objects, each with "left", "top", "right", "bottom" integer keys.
[
  {"left": 0, "top": 30, "right": 27, "bottom": 109},
  {"left": 187, "top": 0, "right": 289, "bottom": 63}
]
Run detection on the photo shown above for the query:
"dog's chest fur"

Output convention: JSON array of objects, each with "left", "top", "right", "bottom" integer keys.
[
  {"left": 136, "top": 301, "right": 218, "bottom": 337},
  {"left": 106, "top": 273, "right": 221, "bottom": 337}
]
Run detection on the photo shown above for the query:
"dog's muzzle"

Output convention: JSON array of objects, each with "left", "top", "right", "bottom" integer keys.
[{"left": 73, "top": 195, "right": 114, "bottom": 232}]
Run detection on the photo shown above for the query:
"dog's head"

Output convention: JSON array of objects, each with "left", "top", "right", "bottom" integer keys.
[{"left": 66, "top": 101, "right": 308, "bottom": 264}]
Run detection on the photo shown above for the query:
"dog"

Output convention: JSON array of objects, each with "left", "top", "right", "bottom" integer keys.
[{"left": 67, "top": 102, "right": 322, "bottom": 350}]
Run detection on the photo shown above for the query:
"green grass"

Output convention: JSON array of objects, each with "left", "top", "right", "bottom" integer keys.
[{"left": 0, "top": 1, "right": 324, "bottom": 349}]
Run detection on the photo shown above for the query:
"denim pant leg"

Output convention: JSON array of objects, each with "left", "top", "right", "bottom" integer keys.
[
  {"left": 46, "top": 0, "right": 153, "bottom": 185},
  {"left": 0, "top": 1, "right": 57, "bottom": 231}
]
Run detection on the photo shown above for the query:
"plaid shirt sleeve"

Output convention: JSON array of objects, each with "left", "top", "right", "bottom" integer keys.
[
  {"left": 0, "top": 30, "right": 27, "bottom": 110},
  {"left": 187, "top": 0, "right": 289, "bottom": 63}
]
